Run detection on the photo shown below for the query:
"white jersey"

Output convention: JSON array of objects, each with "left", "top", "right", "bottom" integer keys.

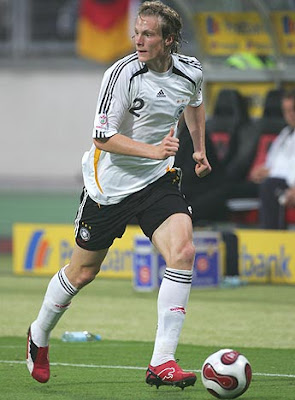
[
  {"left": 82, "top": 52, "right": 203, "bottom": 205},
  {"left": 265, "top": 127, "right": 295, "bottom": 186}
]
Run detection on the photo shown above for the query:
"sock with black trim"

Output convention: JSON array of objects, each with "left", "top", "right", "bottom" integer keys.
[
  {"left": 31, "top": 265, "right": 78, "bottom": 347},
  {"left": 150, "top": 267, "right": 193, "bottom": 366}
]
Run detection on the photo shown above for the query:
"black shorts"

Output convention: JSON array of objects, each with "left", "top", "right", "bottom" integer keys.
[{"left": 74, "top": 169, "right": 192, "bottom": 251}]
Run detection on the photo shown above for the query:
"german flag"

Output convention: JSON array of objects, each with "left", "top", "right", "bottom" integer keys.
[{"left": 76, "top": 0, "right": 136, "bottom": 63}]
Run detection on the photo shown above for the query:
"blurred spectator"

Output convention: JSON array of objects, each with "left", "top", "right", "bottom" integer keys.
[
  {"left": 249, "top": 90, "right": 295, "bottom": 229},
  {"left": 284, "top": 187, "right": 295, "bottom": 207}
]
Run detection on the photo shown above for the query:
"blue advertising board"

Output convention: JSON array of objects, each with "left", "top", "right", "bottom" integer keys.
[{"left": 133, "top": 232, "right": 222, "bottom": 291}]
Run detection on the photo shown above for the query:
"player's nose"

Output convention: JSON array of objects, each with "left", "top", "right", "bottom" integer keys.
[{"left": 135, "top": 33, "right": 144, "bottom": 45}]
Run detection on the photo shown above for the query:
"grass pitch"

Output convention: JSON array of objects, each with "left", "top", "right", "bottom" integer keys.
[
  {"left": 1, "top": 338, "right": 295, "bottom": 400},
  {"left": 0, "top": 255, "right": 295, "bottom": 399}
]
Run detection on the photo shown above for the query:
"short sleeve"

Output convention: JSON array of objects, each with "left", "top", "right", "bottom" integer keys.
[
  {"left": 92, "top": 63, "right": 130, "bottom": 139},
  {"left": 188, "top": 75, "right": 203, "bottom": 107}
]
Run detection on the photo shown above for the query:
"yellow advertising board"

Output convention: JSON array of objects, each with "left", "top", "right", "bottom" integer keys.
[
  {"left": 272, "top": 12, "right": 295, "bottom": 56},
  {"left": 236, "top": 229, "right": 295, "bottom": 284},
  {"left": 195, "top": 12, "right": 272, "bottom": 56},
  {"left": 13, "top": 223, "right": 142, "bottom": 278},
  {"left": 195, "top": 11, "right": 295, "bottom": 56},
  {"left": 13, "top": 224, "right": 295, "bottom": 285},
  {"left": 205, "top": 82, "right": 275, "bottom": 119}
]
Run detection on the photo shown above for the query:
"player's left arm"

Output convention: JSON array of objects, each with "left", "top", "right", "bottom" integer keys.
[{"left": 184, "top": 103, "right": 212, "bottom": 178}]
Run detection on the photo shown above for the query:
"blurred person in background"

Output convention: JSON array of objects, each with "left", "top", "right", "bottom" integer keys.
[
  {"left": 249, "top": 90, "right": 295, "bottom": 229},
  {"left": 26, "top": 0, "right": 211, "bottom": 390}
]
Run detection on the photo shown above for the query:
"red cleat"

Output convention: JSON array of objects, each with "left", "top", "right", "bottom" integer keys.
[
  {"left": 146, "top": 360, "right": 196, "bottom": 390},
  {"left": 26, "top": 327, "right": 50, "bottom": 383}
]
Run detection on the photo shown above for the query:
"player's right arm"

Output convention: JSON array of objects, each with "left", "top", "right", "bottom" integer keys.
[
  {"left": 93, "top": 127, "right": 179, "bottom": 160},
  {"left": 92, "top": 56, "right": 179, "bottom": 160}
]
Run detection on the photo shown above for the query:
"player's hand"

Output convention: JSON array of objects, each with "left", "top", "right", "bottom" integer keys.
[
  {"left": 285, "top": 187, "right": 295, "bottom": 207},
  {"left": 192, "top": 151, "right": 212, "bottom": 178},
  {"left": 249, "top": 165, "right": 269, "bottom": 183},
  {"left": 155, "top": 127, "right": 179, "bottom": 159}
]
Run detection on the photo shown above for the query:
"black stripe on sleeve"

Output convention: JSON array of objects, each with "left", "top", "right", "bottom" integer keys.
[{"left": 98, "top": 53, "right": 138, "bottom": 115}]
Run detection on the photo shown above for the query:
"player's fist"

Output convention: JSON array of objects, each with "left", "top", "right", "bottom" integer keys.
[{"left": 193, "top": 151, "right": 212, "bottom": 178}]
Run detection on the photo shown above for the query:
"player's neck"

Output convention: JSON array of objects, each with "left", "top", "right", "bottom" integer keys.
[{"left": 146, "top": 54, "right": 172, "bottom": 73}]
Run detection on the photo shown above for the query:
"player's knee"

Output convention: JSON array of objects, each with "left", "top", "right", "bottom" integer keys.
[
  {"left": 174, "top": 242, "right": 196, "bottom": 268},
  {"left": 70, "top": 264, "right": 101, "bottom": 289},
  {"left": 182, "top": 242, "right": 196, "bottom": 265}
]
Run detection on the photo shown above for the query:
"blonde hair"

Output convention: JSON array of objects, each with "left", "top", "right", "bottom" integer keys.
[{"left": 138, "top": 1, "right": 183, "bottom": 53}]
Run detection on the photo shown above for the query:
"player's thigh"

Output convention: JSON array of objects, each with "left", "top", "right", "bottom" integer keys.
[
  {"left": 66, "top": 244, "right": 109, "bottom": 288},
  {"left": 152, "top": 213, "right": 195, "bottom": 270}
]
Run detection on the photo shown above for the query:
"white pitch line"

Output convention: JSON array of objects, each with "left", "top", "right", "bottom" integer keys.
[
  {"left": 0, "top": 360, "right": 295, "bottom": 378},
  {"left": 253, "top": 372, "right": 295, "bottom": 378}
]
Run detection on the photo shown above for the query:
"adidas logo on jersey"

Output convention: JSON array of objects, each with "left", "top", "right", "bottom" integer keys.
[{"left": 156, "top": 89, "right": 166, "bottom": 98}]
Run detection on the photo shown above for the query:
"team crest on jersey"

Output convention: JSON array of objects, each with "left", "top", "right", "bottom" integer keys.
[{"left": 96, "top": 113, "right": 108, "bottom": 130}]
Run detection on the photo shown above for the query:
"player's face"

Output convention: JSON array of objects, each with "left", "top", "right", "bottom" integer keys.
[
  {"left": 282, "top": 98, "right": 295, "bottom": 128},
  {"left": 134, "top": 15, "right": 172, "bottom": 72}
]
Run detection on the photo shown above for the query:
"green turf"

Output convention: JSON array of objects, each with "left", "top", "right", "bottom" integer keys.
[
  {"left": 0, "top": 338, "right": 295, "bottom": 400},
  {"left": 1, "top": 269, "right": 294, "bottom": 348},
  {"left": 0, "top": 256, "right": 295, "bottom": 399}
]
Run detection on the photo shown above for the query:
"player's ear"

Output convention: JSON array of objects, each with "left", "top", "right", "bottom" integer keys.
[{"left": 164, "top": 34, "right": 174, "bottom": 47}]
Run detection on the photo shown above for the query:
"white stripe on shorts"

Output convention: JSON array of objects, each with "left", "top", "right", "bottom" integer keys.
[{"left": 74, "top": 188, "right": 88, "bottom": 237}]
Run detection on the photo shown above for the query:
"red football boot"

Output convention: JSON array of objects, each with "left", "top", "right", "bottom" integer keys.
[
  {"left": 26, "top": 327, "right": 50, "bottom": 383},
  {"left": 146, "top": 360, "right": 196, "bottom": 390}
]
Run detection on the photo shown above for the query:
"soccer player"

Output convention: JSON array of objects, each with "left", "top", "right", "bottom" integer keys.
[{"left": 26, "top": 0, "right": 211, "bottom": 389}]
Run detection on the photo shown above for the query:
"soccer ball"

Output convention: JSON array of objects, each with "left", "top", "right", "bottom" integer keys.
[{"left": 201, "top": 349, "right": 252, "bottom": 399}]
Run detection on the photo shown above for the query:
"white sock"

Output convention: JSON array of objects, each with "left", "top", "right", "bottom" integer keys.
[
  {"left": 31, "top": 265, "right": 78, "bottom": 347},
  {"left": 150, "top": 268, "right": 192, "bottom": 367}
]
